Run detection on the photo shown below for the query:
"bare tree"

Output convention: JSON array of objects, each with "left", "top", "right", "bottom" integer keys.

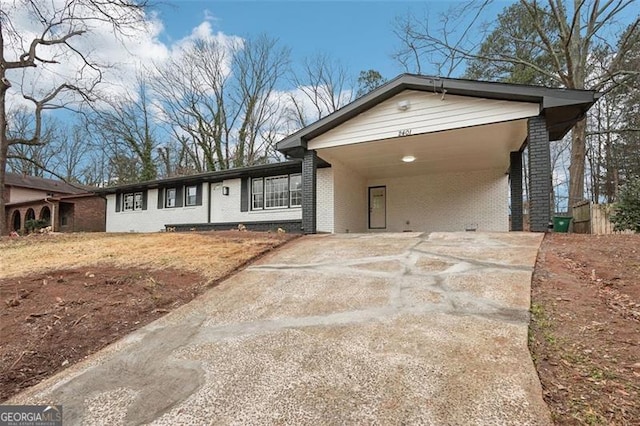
[
  {"left": 287, "top": 53, "right": 353, "bottom": 128},
  {"left": 5, "top": 106, "right": 60, "bottom": 175},
  {"left": 231, "top": 35, "right": 291, "bottom": 167},
  {"left": 152, "top": 34, "right": 289, "bottom": 172},
  {"left": 51, "top": 125, "right": 96, "bottom": 183},
  {"left": 0, "top": 0, "right": 150, "bottom": 232},
  {"left": 394, "top": 0, "right": 640, "bottom": 208},
  {"left": 90, "top": 75, "right": 160, "bottom": 182}
]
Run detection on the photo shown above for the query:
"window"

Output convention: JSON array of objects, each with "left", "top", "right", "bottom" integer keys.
[
  {"left": 123, "top": 192, "right": 143, "bottom": 211},
  {"left": 251, "top": 174, "right": 301, "bottom": 210},
  {"left": 252, "top": 178, "right": 264, "bottom": 210},
  {"left": 186, "top": 185, "right": 197, "bottom": 206},
  {"left": 134, "top": 192, "right": 143, "bottom": 210},
  {"left": 265, "top": 176, "right": 289, "bottom": 208},
  {"left": 165, "top": 188, "right": 176, "bottom": 208},
  {"left": 123, "top": 193, "right": 134, "bottom": 211},
  {"left": 290, "top": 174, "right": 302, "bottom": 207}
]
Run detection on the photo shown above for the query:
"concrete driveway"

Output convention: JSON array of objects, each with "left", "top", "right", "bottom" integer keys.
[{"left": 10, "top": 232, "right": 551, "bottom": 425}]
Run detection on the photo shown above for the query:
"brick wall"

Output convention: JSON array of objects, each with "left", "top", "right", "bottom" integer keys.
[
  {"left": 528, "top": 116, "right": 552, "bottom": 232},
  {"left": 210, "top": 179, "right": 301, "bottom": 224},
  {"left": 314, "top": 165, "right": 508, "bottom": 234},
  {"left": 5, "top": 204, "right": 48, "bottom": 233},
  {"left": 332, "top": 160, "right": 367, "bottom": 233},
  {"left": 71, "top": 197, "right": 106, "bottom": 232},
  {"left": 316, "top": 167, "right": 334, "bottom": 233},
  {"left": 4, "top": 196, "right": 105, "bottom": 234},
  {"left": 106, "top": 190, "right": 208, "bottom": 232},
  {"left": 367, "top": 168, "right": 509, "bottom": 232},
  {"left": 302, "top": 150, "right": 318, "bottom": 234}
]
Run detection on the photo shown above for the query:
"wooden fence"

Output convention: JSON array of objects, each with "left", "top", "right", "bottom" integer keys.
[{"left": 572, "top": 201, "right": 618, "bottom": 234}]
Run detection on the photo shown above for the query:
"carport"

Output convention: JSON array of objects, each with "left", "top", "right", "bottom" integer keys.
[{"left": 277, "top": 74, "right": 600, "bottom": 234}]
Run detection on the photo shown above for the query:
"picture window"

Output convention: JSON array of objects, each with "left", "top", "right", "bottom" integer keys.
[{"left": 250, "top": 174, "right": 301, "bottom": 210}]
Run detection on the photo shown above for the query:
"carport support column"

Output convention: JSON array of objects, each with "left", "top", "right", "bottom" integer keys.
[
  {"left": 510, "top": 151, "right": 523, "bottom": 231},
  {"left": 528, "top": 116, "right": 552, "bottom": 232},
  {"left": 302, "top": 149, "right": 317, "bottom": 234}
]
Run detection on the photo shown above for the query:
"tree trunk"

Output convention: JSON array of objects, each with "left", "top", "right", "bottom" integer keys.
[
  {"left": 0, "top": 78, "right": 8, "bottom": 235},
  {"left": 568, "top": 118, "right": 587, "bottom": 209}
]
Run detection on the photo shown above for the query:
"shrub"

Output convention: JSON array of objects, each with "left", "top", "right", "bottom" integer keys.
[
  {"left": 610, "top": 177, "right": 640, "bottom": 232},
  {"left": 25, "top": 218, "right": 48, "bottom": 233}
]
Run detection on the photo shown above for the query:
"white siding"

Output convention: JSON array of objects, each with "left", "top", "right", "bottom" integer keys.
[
  {"left": 210, "top": 178, "right": 301, "bottom": 224},
  {"left": 308, "top": 90, "right": 539, "bottom": 150},
  {"left": 105, "top": 177, "right": 302, "bottom": 233},
  {"left": 332, "top": 160, "right": 367, "bottom": 233},
  {"left": 105, "top": 189, "right": 208, "bottom": 233},
  {"left": 316, "top": 167, "right": 334, "bottom": 233},
  {"left": 367, "top": 169, "right": 509, "bottom": 232}
]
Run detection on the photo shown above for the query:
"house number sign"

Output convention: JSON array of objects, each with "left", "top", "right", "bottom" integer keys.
[{"left": 398, "top": 129, "right": 412, "bottom": 137}]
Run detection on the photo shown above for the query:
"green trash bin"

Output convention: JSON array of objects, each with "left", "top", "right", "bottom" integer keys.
[{"left": 553, "top": 216, "right": 572, "bottom": 233}]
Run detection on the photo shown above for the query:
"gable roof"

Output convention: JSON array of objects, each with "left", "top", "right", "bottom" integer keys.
[
  {"left": 276, "top": 74, "right": 601, "bottom": 157},
  {"left": 4, "top": 173, "right": 87, "bottom": 195}
]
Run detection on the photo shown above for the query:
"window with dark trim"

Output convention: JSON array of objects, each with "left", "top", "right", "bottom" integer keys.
[
  {"left": 251, "top": 173, "right": 301, "bottom": 210},
  {"left": 185, "top": 185, "right": 197, "bottom": 206},
  {"left": 134, "top": 193, "right": 143, "bottom": 210},
  {"left": 252, "top": 178, "right": 264, "bottom": 210},
  {"left": 290, "top": 174, "right": 302, "bottom": 207},
  {"left": 123, "top": 192, "right": 143, "bottom": 211},
  {"left": 165, "top": 188, "right": 176, "bottom": 208},
  {"left": 265, "top": 176, "right": 288, "bottom": 208}
]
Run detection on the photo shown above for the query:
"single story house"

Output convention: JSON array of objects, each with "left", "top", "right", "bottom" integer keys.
[
  {"left": 101, "top": 74, "right": 599, "bottom": 234},
  {"left": 3, "top": 173, "right": 106, "bottom": 234}
]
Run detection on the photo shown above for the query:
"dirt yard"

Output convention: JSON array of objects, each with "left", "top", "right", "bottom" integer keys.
[
  {"left": 530, "top": 233, "right": 640, "bottom": 425},
  {"left": 2, "top": 230, "right": 638, "bottom": 420},
  {"left": 0, "top": 231, "right": 295, "bottom": 401}
]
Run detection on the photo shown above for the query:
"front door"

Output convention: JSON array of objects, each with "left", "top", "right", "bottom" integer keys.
[{"left": 368, "top": 186, "right": 386, "bottom": 229}]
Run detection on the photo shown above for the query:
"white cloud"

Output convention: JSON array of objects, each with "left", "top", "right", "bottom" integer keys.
[
  {"left": 1, "top": 0, "right": 249, "bottom": 135},
  {"left": 2, "top": 0, "right": 170, "bottom": 110},
  {"left": 162, "top": 20, "right": 242, "bottom": 69}
]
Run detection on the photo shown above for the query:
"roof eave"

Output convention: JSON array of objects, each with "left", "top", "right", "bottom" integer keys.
[
  {"left": 96, "top": 161, "right": 304, "bottom": 194},
  {"left": 276, "top": 74, "right": 600, "bottom": 156}
]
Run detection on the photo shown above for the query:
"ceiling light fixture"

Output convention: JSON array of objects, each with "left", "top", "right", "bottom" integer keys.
[{"left": 402, "top": 155, "right": 416, "bottom": 163}]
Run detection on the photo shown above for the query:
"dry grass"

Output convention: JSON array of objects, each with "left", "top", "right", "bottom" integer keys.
[{"left": 0, "top": 232, "right": 291, "bottom": 282}]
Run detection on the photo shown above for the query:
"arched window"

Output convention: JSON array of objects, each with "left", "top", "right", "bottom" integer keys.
[
  {"left": 11, "top": 210, "right": 21, "bottom": 232},
  {"left": 40, "top": 206, "right": 51, "bottom": 225},
  {"left": 25, "top": 208, "right": 36, "bottom": 222}
]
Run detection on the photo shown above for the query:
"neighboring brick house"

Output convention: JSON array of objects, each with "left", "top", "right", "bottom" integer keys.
[
  {"left": 3, "top": 173, "right": 106, "bottom": 234},
  {"left": 101, "top": 74, "right": 600, "bottom": 234}
]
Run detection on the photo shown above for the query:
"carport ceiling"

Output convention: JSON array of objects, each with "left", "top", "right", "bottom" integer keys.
[{"left": 317, "top": 119, "right": 528, "bottom": 178}]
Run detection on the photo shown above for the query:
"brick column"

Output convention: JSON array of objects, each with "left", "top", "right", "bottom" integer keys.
[
  {"left": 510, "top": 151, "right": 523, "bottom": 231},
  {"left": 528, "top": 116, "right": 552, "bottom": 232},
  {"left": 302, "top": 149, "right": 317, "bottom": 234}
]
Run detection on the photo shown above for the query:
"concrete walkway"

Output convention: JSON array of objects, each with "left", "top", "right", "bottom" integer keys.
[{"left": 10, "top": 232, "right": 551, "bottom": 425}]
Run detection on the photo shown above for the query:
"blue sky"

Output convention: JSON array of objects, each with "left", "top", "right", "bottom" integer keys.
[{"left": 154, "top": 1, "right": 516, "bottom": 82}]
